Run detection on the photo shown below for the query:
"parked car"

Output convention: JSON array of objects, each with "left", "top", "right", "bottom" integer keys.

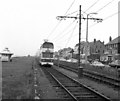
[
  {"left": 67, "top": 59, "right": 72, "bottom": 62},
  {"left": 109, "top": 60, "right": 120, "bottom": 68},
  {"left": 71, "top": 59, "right": 78, "bottom": 63},
  {"left": 91, "top": 61, "right": 105, "bottom": 67},
  {"left": 80, "top": 60, "right": 90, "bottom": 64},
  {"left": 60, "top": 58, "right": 66, "bottom": 61}
]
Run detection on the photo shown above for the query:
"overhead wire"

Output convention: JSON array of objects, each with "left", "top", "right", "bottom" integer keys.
[
  {"left": 64, "top": 0, "right": 76, "bottom": 15},
  {"left": 85, "top": 0, "right": 100, "bottom": 12},
  {"left": 66, "top": 10, "right": 78, "bottom": 16},
  {"left": 53, "top": 0, "right": 100, "bottom": 47},
  {"left": 46, "top": 21, "right": 62, "bottom": 39},
  {"left": 53, "top": 0, "right": 100, "bottom": 43},
  {"left": 54, "top": 20, "right": 78, "bottom": 44},
  {"left": 95, "top": 0, "right": 116, "bottom": 13},
  {"left": 75, "top": 0, "right": 117, "bottom": 36},
  {"left": 54, "top": 0, "right": 117, "bottom": 49},
  {"left": 79, "top": 0, "right": 100, "bottom": 30},
  {"left": 65, "top": 20, "right": 78, "bottom": 48},
  {"left": 80, "top": 0, "right": 116, "bottom": 27},
  {"left": 52, "top": 19, "right": 77, "bottom": 42},
  {"left": 46, "top": 0, "right": 76, "bottom": 39},
  {"left": 73, "top": 10, "right": 119, "bottom": 37},
  {"left": 86, "top": 10, "right": 120, "bottom": 29},
  {"left": 104, "top": 11, "right": 120, "bottom": 21},
  {"left": 65, "top": 0, "right": 100, "bottom": 16},
  {"left": 53, "top": 12, "right": 80, "bottom": 42}
]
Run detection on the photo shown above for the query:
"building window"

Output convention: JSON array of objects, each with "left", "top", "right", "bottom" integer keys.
[
  {"left": 96, "top": 45, "right": 97, "bottom": 49},
  {"left": 103, "top": 50, "right": 104, "bottom": 54}
]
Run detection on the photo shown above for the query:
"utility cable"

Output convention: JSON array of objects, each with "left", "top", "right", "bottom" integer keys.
[
  {"left": 47, "top": 0, "right": 76, "bottom": 39},
  {"left": 65, "top": 20, "right": 78, "bottom": 48},
  {"left": 64, "top": 0, "right": 76, "bottom": 15},
  {"left": 95, "top": 0, "right": 115, "bottom": 13},
  {"left": 46, "top": 21, "right": 62, "bottom": 39},
  {"left": 85, "top": 0, "right": 100, "bottom": 12},
  {"left": 72, "top": 10, "right": 119, "bottom": 38},
  {"left": 83, "top": 10, "right": 120, "bottom": 31},
  {"left": 52, "top": 19, "right": 77, "bottom": 42}
]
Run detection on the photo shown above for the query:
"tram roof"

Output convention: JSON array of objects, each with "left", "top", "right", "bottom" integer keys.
[
  {"left": 43, "top": 42, "right": 53, "bottom": 45},
  {"left": 41, "top": 42, "right": 54, "bottom": 48}
]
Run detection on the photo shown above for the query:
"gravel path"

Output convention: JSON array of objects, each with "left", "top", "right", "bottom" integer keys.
[{"left": 33, "top": 61, "right": 59, "bottom": 99}]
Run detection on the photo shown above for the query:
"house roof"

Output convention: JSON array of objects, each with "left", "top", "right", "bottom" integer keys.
[
  {"left": 75, "top": 40, "right": 104, "bottom": 47},
  {"left": 106, "top": 36, "right": 120, "bottom": 45},
  {"left": 89, "top": 40, "right": 104, "bottom": 45},
  {"left": 75, "top": 41, "right": 86, "bottom": 47}
]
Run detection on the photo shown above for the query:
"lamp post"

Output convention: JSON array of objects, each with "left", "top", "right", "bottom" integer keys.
[{"left": 85, "top": 13, "right": 98, "bottom": 64}]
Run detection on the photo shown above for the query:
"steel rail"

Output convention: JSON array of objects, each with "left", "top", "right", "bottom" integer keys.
[
  {"left": 54, "top": 63, "right": 120, "bottom": 89},
  {"left": 47, "top": 69, "right": 78, "bottom": 101},
  {"left": 43, "top": 67, "right": 111, "bottom": 101}
]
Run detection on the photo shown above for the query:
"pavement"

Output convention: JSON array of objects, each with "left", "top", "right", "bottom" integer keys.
[{"left": 32, "top": 60, "right": 60, "bottom": 99}]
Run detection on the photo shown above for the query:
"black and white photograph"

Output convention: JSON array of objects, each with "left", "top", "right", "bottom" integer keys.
[{"left": 0, "top": 0, "right": 120, "bottom": 100}]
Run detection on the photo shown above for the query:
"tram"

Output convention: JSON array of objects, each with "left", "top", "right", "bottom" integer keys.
[{"left": 38, "top": 41, "right": 54, "bottom": 66}]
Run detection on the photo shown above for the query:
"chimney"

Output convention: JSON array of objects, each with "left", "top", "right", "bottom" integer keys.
[
  {"left": 94, "top": 39, "right": 96, "bottom": 43},
  {"left": 109, "top": 36, "right": 112, "bottom": 42},
  {"left": 103, "top": 41, "right": 104, "bottom": 44}
]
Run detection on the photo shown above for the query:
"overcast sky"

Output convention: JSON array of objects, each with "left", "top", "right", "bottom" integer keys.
[{"left": 0, "top": 0, "right": 119, "bottom": 56}]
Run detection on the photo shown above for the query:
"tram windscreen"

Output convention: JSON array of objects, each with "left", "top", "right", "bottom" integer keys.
[{"left": 42, "top": 52, "right": 53, "bottom": 58}]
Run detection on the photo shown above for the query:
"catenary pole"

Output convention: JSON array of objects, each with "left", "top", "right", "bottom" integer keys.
[
  {"left": 78, "top": 5, "right": 83, "bottom": 78},
  {"left": 78, "top": 5, "right": 81, "bottom": 67},
  {"left": 56, "top": 5, "right": 102, "bottom": 78}
]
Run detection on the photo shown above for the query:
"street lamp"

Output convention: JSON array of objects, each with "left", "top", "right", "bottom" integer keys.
[{"left": 85, "top": 13, "right": 98, "bottom": 64}]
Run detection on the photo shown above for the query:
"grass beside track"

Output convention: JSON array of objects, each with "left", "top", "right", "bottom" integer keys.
[
  {"left": 2, "top": 57, "right": 34, "bottom": 99},
  {"left": 54, "top": 60, "right": 118, "bottom": 78}
]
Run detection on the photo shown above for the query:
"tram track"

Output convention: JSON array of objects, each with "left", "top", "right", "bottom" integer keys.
[
  {"left": 54, "top": 63, "right": 120, "bottom": 90},
  {"left": 41, "top": 66, "right": 111, "bottom": 101}
]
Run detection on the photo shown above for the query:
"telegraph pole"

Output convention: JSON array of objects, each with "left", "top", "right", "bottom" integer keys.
[
  {"left": 78, "top": 5, "right": 83, "bottom": 78},
  {"left": 57, "top": 5, "right": 82, "bottom": 78},
  {"left": 56, "top": 5, "right": 103, "bottom": 78},
  {"left": 78, "top": 5, "right": 81, "bottom": 68}
]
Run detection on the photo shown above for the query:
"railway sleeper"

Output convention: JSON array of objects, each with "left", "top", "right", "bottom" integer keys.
[
  {"left": 66, "top": 87, "right": 87, "bottom": 90},
  {"left": 74, "top": 94, "right": 96, "bottom": 98},
  {"left": 64, "top": 85, "right": 81, "bottom": 87},
  {"left": 77, "top": 97, "right": 103, "bottom": 100},
  {"left": 69, "top": 91, "right": 93, "bottom": 95},
  {"left": 68, "top": 89, "right": 92, "bottom": 94}
]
